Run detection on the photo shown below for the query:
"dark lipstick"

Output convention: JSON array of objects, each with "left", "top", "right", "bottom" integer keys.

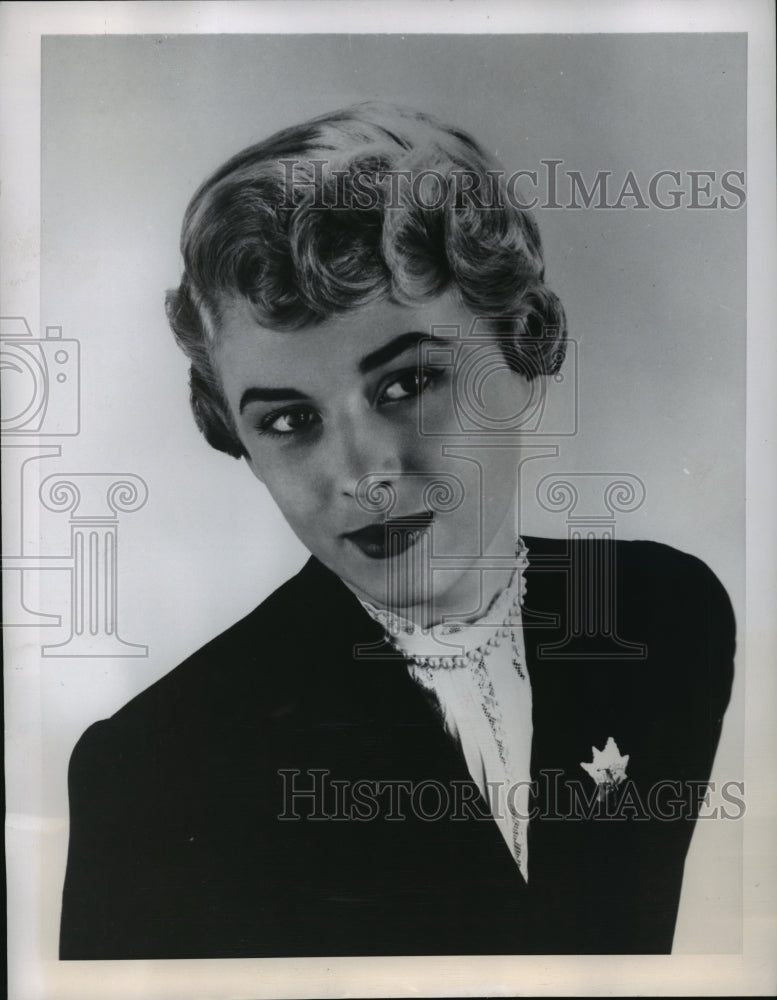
[{"left": 344, "top": 510, "right": 435, "bottom": 560}]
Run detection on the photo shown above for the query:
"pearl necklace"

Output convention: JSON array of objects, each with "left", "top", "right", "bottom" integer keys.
[
  {"left": 392, "top": 589, "right": 523, "bottom": 669},
  {"left": 360, "top": 539, "right": 529, "bottom": 669}
]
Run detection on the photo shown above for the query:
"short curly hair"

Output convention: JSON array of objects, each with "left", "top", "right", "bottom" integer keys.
[{"left": 165, "top": 102, "right": 567, "bottom": 459}]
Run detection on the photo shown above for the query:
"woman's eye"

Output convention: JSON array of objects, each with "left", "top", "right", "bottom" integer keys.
[
  {"left": 259, "top": 407, "right": 318, "bottom": 437},
  {"left": 381, "top": 368, "right": 438, "bottom": 403}
]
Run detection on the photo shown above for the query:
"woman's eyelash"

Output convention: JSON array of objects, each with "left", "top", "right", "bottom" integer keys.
[
  {"left": 379, "top": 366, "right": 446, "bottom": 401},
  {"left": 256, "top": 406, "right": 319, "bottom": 438},
  {"left": 253, "top": 367, "right": 446, "bottom": 439}
]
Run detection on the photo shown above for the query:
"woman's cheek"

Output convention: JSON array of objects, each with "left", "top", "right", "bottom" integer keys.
[
  {"left": 290, "top": 467, "right": 330, "bottom": 521},
  {"left": 422, "top": 388, "right": 459, "bottom": 438}
]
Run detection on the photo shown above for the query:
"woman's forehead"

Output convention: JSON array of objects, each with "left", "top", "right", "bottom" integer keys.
[{"left": 214, "top": 289, "right": 472, "bottom": 377}]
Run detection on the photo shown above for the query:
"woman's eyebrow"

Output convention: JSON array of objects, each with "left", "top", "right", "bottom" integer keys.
[
  {"left": 238, "top": 331, "right": 448, "bottom": 413},
  {"left": 358, "top": 331, "right": 442, "bottom": 374},
  {"left": 239, "top": 387, "right": 307, "bottom": 414}
]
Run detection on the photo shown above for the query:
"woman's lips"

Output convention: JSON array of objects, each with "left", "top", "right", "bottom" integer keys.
[{"left": 344, "top": 511, "right": 435, "bottom": 560}]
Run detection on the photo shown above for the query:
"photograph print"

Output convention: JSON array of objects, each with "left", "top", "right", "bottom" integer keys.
[{"left": 17, "top": 28, "right": 748, "bottom": 966}]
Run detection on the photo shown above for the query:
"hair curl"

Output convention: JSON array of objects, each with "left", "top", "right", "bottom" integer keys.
[{"left": 166, "top": 102, "right": 567, "bottom": 458}]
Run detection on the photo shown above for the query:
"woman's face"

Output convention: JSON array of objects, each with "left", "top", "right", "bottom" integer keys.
[{"left": 214, "top": 289, "right": 535, "bottom": 619}]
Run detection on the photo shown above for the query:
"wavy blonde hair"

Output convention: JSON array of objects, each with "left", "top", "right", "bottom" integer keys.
[{"left": 166, "top": 102, "right": 567, "bottom": 458}]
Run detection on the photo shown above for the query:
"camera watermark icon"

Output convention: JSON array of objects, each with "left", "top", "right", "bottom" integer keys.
[
  {"left": 1, "top": 315, "right": 149, "bottom": 656},
  {"left": 1, "top": 317, "right": 80, "bottom": 436},
  {"left": 417, "top": 317, "right": 577, "bottom": 438}
]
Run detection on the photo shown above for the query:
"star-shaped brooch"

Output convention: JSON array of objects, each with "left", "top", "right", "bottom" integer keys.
[{"left": 580, "top": 737, "right": 630, "bottom": 801}]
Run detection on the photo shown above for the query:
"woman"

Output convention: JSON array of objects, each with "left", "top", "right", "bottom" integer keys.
[{"left": 59, "top": 103, "right": 735, "bottom": 959}]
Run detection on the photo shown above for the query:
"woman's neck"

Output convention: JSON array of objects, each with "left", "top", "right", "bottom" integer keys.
[
  {"left": 357, "top": 507, "right": 521, "bottom": 630},
  {"left": 403, "top": 562, "right": 518, "bottom": 630}
]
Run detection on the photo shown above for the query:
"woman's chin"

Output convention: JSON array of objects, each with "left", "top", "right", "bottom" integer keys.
[{"left": 334, "top": 564, "right": 430, "bottom": 617}]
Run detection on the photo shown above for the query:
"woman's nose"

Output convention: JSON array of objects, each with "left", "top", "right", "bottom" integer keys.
[{"left": 331, "top": 409, "right": 403, "bottom": 499}]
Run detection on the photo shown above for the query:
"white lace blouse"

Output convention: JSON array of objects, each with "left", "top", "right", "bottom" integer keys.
[{"left": 359, "top": 540, "right": 533, "bottom": 882}]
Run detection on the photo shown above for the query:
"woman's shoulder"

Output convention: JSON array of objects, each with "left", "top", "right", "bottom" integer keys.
[
  {"left": 75, "top": 556, "right": 351, "bottom": 751},
  {"left": 521, "top": 535, "right": 735, "bottom": 748},
  {"left": 523, "top": 534, "right": 732, "bottom": 601},
  {"left": 522, "top": 534, "right": 736, "bottom": 670}
]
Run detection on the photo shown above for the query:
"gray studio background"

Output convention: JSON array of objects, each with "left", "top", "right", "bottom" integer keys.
[{"left": 39, "top": 33, "right": 745, "bottom": 951}]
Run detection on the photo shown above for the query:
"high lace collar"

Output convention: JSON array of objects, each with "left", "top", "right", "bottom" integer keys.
[{"left": 359, "top": 539, "right": 529, "bottom": 664}]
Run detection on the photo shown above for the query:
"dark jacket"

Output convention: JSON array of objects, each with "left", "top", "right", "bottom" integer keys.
[{"left": 59, "top": 536, "right": 735, "bottom": 958}]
